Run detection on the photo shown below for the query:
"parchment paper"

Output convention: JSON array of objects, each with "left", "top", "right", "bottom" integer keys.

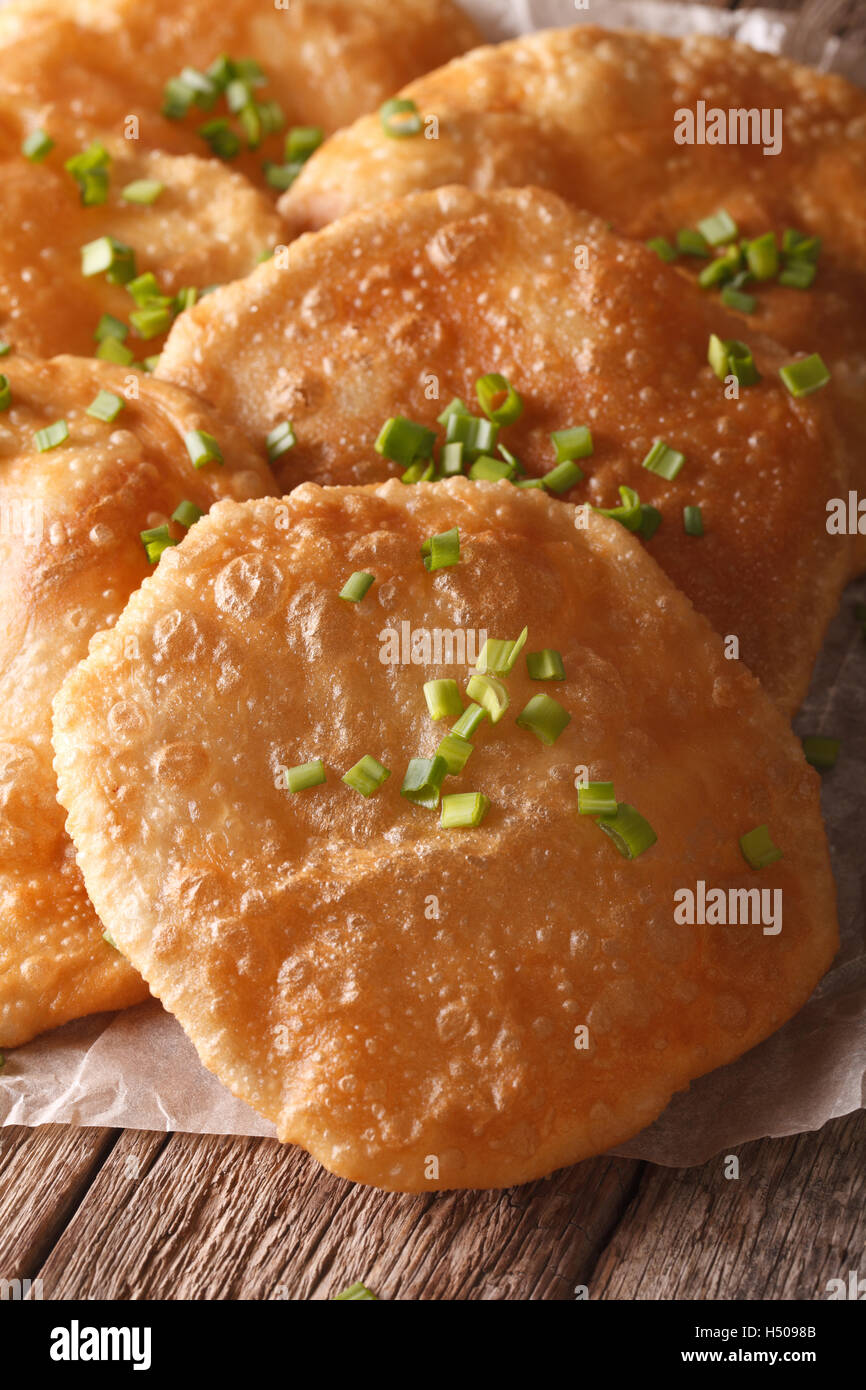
[{"left": 1, "top": 0, "right": 864, "bottom": 1166}]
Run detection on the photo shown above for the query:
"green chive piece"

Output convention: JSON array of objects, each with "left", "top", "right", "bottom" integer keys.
[
  {"left": 475, "top": 372, "right": 523, "bottom": 426},
  {"left": 646, "top": 236, "right": 677, "bottom": 263},
  {"left": 474, "top": 627, "right": 528, "bottom": 677},
  {"left": 498, "top": 443, "right": 525, "bottom": 478},
  {"left": 526, "top": 649, "right": 565, "bottom": 682},
  {"left": 697, "top": 209, "right": 738, "bottom": 246},
  {"left": 401, "top": 458, "right": 435, "bottom": 484},
  {"left": 441, "top": 792, "right": 490, "bottom": 829},
  {"left": 779, "top": 353, "right": 830, "bottom": 398},
  {"left": 22, "top": 128, "right": 54, "bottom": 162},
  {"left": 435, "top": 732, "right": 474, "bottom": 776},
  {"left": 140, "top": 524, "right": 177, "bottom": 564},
  {"left": 676, "top": 228, "right": 710, "bottom": 258},
  {"left": 642, "top": 440, "right": 685, "bottom": 481},
  {"left": 683, "top": 505, "right": 704, "bottom": 537},
  {"left": 542, "top": 459, "right": 584, "bottom": 493},
  {"left": 162, "top": 76, "right": 195, "bottom": 119},
  {"left": 375, "top": 416, "right": 436, "bottom": 467},
  {"left": 0, "top": 374, "right": 11, "bottom": 412},
  {"left": 516, "top": 693, "right": 571, "bottom": 746},
  {"left": 263, "top": 161, "right": 302, "bottom": 191},
  {"left": 33, "top": 419, "right": 68, "bottom": 452},
  {"left": 86, "top": 390, "right": 125, "bottom": 423},
  {"left": 342, "top": 755, "right": 390, "bottom": 798},
  {"left": 639, "top": 504, "right": 663, "bottom": 540},
  {"left": 226, "top": 78, "right": 253, "bottom": 114},
  {"left": 172, "top": 500, "right": 203, "bottom": 528},
  {"left": 126, "top": 271, "right": 161, "bottom": 306},
  {"left": 596, "top": 803, "right": 658, "bottom": 859},
  {"left": 401, "top": 755, "right": 448, "bottom": 809},
  {"left": 440, "top": 441, "right": 464, "bottom": 477},
  {"left": 96, "top": 336, "right": 134, "bottom": 365},
  {"left": 782, "top": 229, "right": 821, "bottom": 263},
  {"left": 708, "top": 334, "right": 761, "bottom": 386},
  {"left": 778, "top": 260, "right": 816, "bottom": 290},
  {"left": 266, "top": 420, "right": 296, "bottom": 462},
  {"left": 444, "top": 412, "right": 498, "bottom": 459},
  {"left": 339, "top": 571, "right": 375, "bottom": 603},
  {"left": 720, "top": 285, "right": 757, "bottom": 313},
  {"left": 94, "top": 313, "right": 128, "bottom": 343},
  {"left": 465, "top": 673, "right": 509, "bottom": 725},
  {"left": 184, "top": 430, "right": 223, "bottom": 470},
  {"left": 551, "top": 426, "right": 593, "bottom": 463},
  {"left": 0, "top": 343, "right": 11, "bottom": 356},
  {"left": 380, "top": 97, "right": 422, "bottom": 138},
  {"left": 697, "top": 246, "right": 743, "bottom": 290},
  {"left": 142, "top": 355, "right": 161, "bottom": 373},
  {"left": 421, "top": 527, "right": 460, "bottom": 572},
  {"left": 130, "top": 303, "right": 174, "bottom": 339},
  {"left": 121, "top": 179, "right": 164, "bottom": 204},
  {"left": 739, "top": 824, "right": 783, "bottom": 869},
  {"left": 64, "top": 140, "right": 109, "bottom": 181},
  {"left": 333, "top": 1282, "right": 377, "bottom": 1301},
  {"left": 578, "top": 781, "right": 616, "bottom": 816},
  {"left": 199, "top": 118, "right": 241, "bottom": 159},
  {"left": 181, "top": 65, "right": 219, "bottom": 108},
  {"left": 437, "top": 397, "right": 468, "bottom": 425},
  {"left": 286, "top": 760, "right": 326, "bottom": 793},
  {"left": 745, "top": 232, "right": 779, "bottom": 282},
  {"left": 285, "top": 125, "right": 324, "bottom": 163},
  {"left": 469, "top": 454, "right": 512, "bottom": 482},
  {"left": 452, "top": 703, "right": 486, "bottom": 739},
  {"left": 81, "top": 236, "right": 136, "bottom": 283},
  {"left": 515, "top": 478, "right": 545, "bottom": 490},
  {"left": 423, "top": 678, "right": 463, "bottom": 721},
  {"left": 801, "top": 737, "right": 840, "bottom": 773},
  {"left": 174, "top": 287, "right": 198, "bottom": 314},
  {"left": 594, "top": 485, "right": 643, "bottom": 532}
]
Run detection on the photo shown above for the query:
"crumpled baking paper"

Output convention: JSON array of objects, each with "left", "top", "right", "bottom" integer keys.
[{"left": 1, "top": 0, "right": 864, "bottom": 1166}]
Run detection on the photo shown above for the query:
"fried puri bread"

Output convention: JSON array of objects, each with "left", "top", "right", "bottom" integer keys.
[
  {"left": 0, "top": 354, "right": 277, "bottom": 1047},
  {"left": 0, "top": 140, "right": 284, "bottom": 359},
  {"left": 157, "top": 185, "right": 848, "bottom": 715},
  {"left": 51, "top": 479, "right": 839, "bottom": 1191},
  {"left": 280, "top": 25, "right": 866, "bottom": 557},
  {"left": 0, "top": 0, "right": 482, "bottom": 188}
]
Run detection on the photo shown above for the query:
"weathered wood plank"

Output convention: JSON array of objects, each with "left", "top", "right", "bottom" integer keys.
[
  {"left": 591, "top": 1110, "right": 866, "bottom": 1300},
  {"left": 35, "top": 1127, "right": 642, "bottom": 1300}
]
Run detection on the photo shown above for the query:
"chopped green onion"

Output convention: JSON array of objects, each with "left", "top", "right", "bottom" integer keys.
[
  {"left": 339, "top": 571, "right": 375, "bottom": 603},
  {"left": 526, "top": 649, "right": 565, "bottom": 682},
  {"left": 96, "top": 336, "right": 134, "bottom": 365},
  {"left": 720, "top": 285, "right": 757, "bottom": 313},
  {"left": 744, "top": 232, "right": 779, "bottom": 282},
  {"left": 646, "top": 236, "right": 677, "bottom": 263},
  {"left": 683, "top": 505, "right": 704, "bottom": 537},
  {"left": 475, "top": 372, "right": 523, "bottom": 425},
  {"left": 676, "top": 228, "right": 709, "bottom": 258},
  {"left": 0, "top": 343, "right": 10, "bottom": 356},
  {"left": 94, "top": 313, "right": 128, "bottom": 343},
  {"left": 424, "top": 678, "right": 463, "bottom": 721},
  {"left": 697, "top": 245, "right": 742, "bottom": 290},
  {"left": 782, "top": 229, "right": 821, "bottom": 263},
  {"left": 130, "top": 302, "right": 174, "bottom": 339},
  {"left": 121, "top": 179, "right": 164, "bottom": 204},
  {"left": 469, "top": 454, "right": 512, "bottom": 482},
  {"left": 162, "top": 76, "right": 195, "bottom": 119},
  {"left": 440, "top": 441, "right": 464, "bottom": 477},
  {"left": 126, "top": 272, "right": 161, "bottom": 307},
  {"left": 445, "top": 412, "right": 498, "bottom": 459},
  {"left": 140, "top": 524, "right": 177, "bottom": 564},
  {"left": 401, "top": 755, "right": 448, "bottom": 809},
  {"left": 642, "top": 439, "right": 685, "bottom": 481},
  {"left": 708, "top": 335, "right": 761, "bottom": 386},
  {"left": 515, "top": 478, "right": 545, "bottom": 490},
  {"left": 435, "top": 732, "right": 474, "bottom": 775},
  {"left": 596, "top": 803, "right": 657, "bottom": 859},
  {"left": 380, "top": 97, "right": 422, "bottom": 138},
  {"left": 172, "top": 500, "right": 202, "bottom": 529},
  {"left": 333, "top": 1282, "right": 377, "bottom": 1301},
  {"left": 86, "top": 390, "right": 125, "bottom": 423},
  {"left": 779, "top": 353, "right": 830, "bottom": 398},
  {"left": 33, "top": 419, "right": 68, "bottom": 452},
  {"left": 638, "top": 504, "right": 663, "bottom": 540},
  {"left": 199, "top": 118, "right": 241, "bottom": 159},
  {"left": 64, "top": 141, "right": 109, "bottom": 176},
  {"left": 542, "top": 459, "right": 583, "bottom": 494},
  {"left": 437, "top": 397, "right": 468, "bottom": 425},
  {"left": 551, "top": 426, "right": 593, "bottom": 463},
  {"left": 174, "top": 287, "right": 198, "bottom": 314},
  {"left": 263, "top": 161, "right": 301, "bottom": 191},
  {"left": 441, "top": 792, "right": 490, "bottom": 829},
  {"left": 465, "top": 673, "right": 509, "bottom": 725},
  {"left": 141, "top": 355, "right": 161, "bottom": 373},
  {"left": 739, "top": 824, "right": 782, "bottom": 869},
  {"left": 778, "top": 260, "right": 816, "bottom": 290},
  {"left": 452, "top": 703, "right": 486, "bottom": 739},
  {"left": 0, "top": 374, "right": 10, "bottom": 412},
  {"left": 421, "top": 527, "right": 460, "bottom": 572},
  {"left": 81, "top": 236, "right": 136, "bottom": 284},
  {"left": 401, "top": 459, "right": 435, "bottom": 484},
  {"left": 801, "top": 737, "right": 839, "bottom": 772},
  {"left": 266, "top": 420, "right": 296, "bottom": 462},
  {"left": 578, "top": 781, "right": 616, "bottom": 816},
  {"left": 22, "top": 128, "right": 54, "bottom": 162},
  {"left": 697, "top": 209, "right": 738, "bottom": 246},
  {"left": 498, "top": 444, "right": 524, "bottom": 477},
  {"left": 285, "top": 126, "right": 324, "bottom": 162},
  {"left": 594, "top": 485, "right": 643, "bottom": 532},
  {"left": 184, "top": 429, "right": 223, "bottom": 469},
  {"left": 375, "top": 416, "right": 436, "bottom": 467},
  {"left": 516, "top": 693, "right": 571, "bottom": 746},
  {"left": 226, "top": 78, "right": 253, "bottom": 114},
  {"left": 180, "top": 65, "right": 219, "bottom": 109},
  {"left": 285, "top": 760, "right": 326, "bottom": 793},
  {"left": 342, "top": 755, "right": 390, "bottom": 798},
  {"left": 474, "top": 627, "right": 528, "bottom": 676}
]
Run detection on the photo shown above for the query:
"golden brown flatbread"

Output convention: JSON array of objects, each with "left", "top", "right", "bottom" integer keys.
[
  {"left": 280, "top": 25, "right": 866, "bottom": 565},
  {"left": 52, "top": 479, "right": 839, "bottom": 1190},
  {"left": 0, "top": 140, "right": 284, "bottom": 359},
  {"left": 0, "top": 354, "right": 277, "bottom": 1047},
  {"left": 157, "top": 184, "right": 849, "bottom": 715}
]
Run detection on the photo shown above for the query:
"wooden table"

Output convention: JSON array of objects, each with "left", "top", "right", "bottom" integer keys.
[{"left": 2, "top": 0, "right": 864, "bottom": 1302}]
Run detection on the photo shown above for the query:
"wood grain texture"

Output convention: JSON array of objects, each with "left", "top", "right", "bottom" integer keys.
[{"left": 592, "top": 1110, "right": 866, "bottom": 1301}]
